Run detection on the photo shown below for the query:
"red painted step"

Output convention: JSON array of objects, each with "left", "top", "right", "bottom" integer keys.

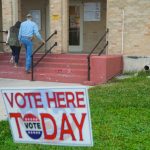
[
  {"left": 0, "top": 65, "right": 87, "bottom": 76},
  {"left": 0, "top": 54, "right": 88, "bottom": 64},
  {"left": 0, "top": 52, "right": 88, "bottom": 84}
]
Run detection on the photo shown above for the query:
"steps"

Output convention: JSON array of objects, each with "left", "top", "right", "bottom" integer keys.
[{"left": 0, "top": 53, "right": 88, "bottom": 83}]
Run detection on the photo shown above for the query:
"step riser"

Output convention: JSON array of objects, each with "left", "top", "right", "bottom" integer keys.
[
  {"left": 0, "top": 63, "right": 87, "bottom": 69},
  {"left": 0, "top": 53, "right": 88, "bottom": 59},
  {"left": 0, "top": 68, "right": 88, "bottom": 76},
  {"left": 0, "top": 59, "right": 87, "bottom": 64}
]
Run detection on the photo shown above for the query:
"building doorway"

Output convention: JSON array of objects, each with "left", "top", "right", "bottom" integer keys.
[
  {"left": 69, "top": 0, "right": 107, "bottom": 54},
  {"left": 19, "top": 0, "right": 50, "bottom": 52}
]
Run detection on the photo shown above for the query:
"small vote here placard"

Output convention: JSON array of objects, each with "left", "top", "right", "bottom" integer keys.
[{"left": 1, "top": 87, "right": 93, "bottom": 146}]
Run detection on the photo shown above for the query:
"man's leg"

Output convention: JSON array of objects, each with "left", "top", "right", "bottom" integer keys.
[
  {"left": 26, "top": 39, "right": 33, "bottom": 72},
  {"left": 20, "top": 37, "right": 32, "bottom": 72},
  {"left": 20, "top": 37, "right": 27, "bottom": 70},
  {"left": 11, "top": 46, "right": 15, "bottom": 57},
  {"left": 10, "top": 46, "right": 15, "bottom": 63},
  {"left": 14, "top": 46, "right": 21, "bottom": 65}
]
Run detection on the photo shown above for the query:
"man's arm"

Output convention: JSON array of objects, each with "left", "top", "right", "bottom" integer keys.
[
  {"left": 33, "top": 23, "right": 45, "bottom": 43},
  {"left": 18, "top": 24, "right": 22, "bottom": 41}
]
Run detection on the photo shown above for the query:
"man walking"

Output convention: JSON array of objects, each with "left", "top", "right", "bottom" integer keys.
[{"left": 18, "top": 13, "right": 45, "bottom": 73}]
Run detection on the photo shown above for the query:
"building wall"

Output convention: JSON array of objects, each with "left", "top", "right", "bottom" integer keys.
[
  {"left": 1, "top": 0, "right": 12, "bottom": 30},
  {"left": 107, "top": 0, "right": 150, "bottom": 56},
  {"left": 1, "top": 0, "right": 13, "bottom": 52},
  {"left": 1, "top": 0, "right": 150, "bottom": 56}
]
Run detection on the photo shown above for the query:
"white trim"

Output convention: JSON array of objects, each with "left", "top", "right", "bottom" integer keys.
[
  {"left": 121, "top": 9, "right": 125, "bottom": 54},
  {"left": 45, "top": 2, "right": 50, "bottom": 50},
  {"left": 69, "top": 1, "right": 83, "bottom": 52}
]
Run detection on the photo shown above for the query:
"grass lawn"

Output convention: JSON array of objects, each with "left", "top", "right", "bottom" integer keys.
[{"left": 0, "top": 72, "right": 150, "bottom": 150}]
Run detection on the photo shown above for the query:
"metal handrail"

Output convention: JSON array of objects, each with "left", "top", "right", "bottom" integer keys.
[
  {"left": 0, "top": 31, "right": 8, "bottom": 43},
  {"left": 32, "top": 30, "right": 57, "bottom": 56},
  {"left": 87, "top": 28, "right": 109, "bottom": 81},
  {"left": 31, "top": 30, "right": 57, "bottom": 81},
  {"left": 0, "top": 30, "right": 8, "bottom": 34},
  {"left": 98, "top": 41, "right": 109, "bottom": 56}
]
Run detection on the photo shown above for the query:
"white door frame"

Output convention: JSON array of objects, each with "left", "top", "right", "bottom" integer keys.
[
  {"left": 45, "top": 2, "right": 50, "bottom": 50},
  {"left": 69, "top": 1, "right": 83, "bottom": 52}
]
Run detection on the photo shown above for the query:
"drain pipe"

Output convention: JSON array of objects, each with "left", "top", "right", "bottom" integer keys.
[
  {"left": 144, "top": 65, "right": 150, "bottom": 71},
  {"left": 121, "top": 8, "right": 125, "bottom": 54}
]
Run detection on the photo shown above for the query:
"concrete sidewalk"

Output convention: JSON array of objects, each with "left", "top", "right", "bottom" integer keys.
[
  {"left": 0, "top": 78, "right": 83, "bottom": 88},
  {"left": 0, "top": 78, "right": 85, "bottom": 121}
]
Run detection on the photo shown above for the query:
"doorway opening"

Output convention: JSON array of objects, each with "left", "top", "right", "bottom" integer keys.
[
  {"left": 69, "top": 0, "right": 107, "bottom": 54},
  {"left": 19, "top": 0, "right": 50, "bottom": 52}
]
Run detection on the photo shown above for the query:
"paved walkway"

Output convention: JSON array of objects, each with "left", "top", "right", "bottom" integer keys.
[
  {"left": 0, "top": 78, "right": 83, "bottom": 88},
  {"left": 0, "top": 78, "right": 85, "bottom": 121}
]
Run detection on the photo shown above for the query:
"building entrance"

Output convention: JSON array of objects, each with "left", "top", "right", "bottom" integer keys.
[
  {"left": 19, "top": 0, "right": 50, "bottom": 52},
  {"left": 69, "top": 0, "right": 107, "bottom": 54}
]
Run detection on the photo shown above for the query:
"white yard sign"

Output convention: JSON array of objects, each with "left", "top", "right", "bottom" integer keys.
[{"left": 1, "top": 87, "right": 93, "bottom": 146}]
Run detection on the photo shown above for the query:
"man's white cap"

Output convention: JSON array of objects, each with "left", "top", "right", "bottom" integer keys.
[{"left": 26, "top": 13, "right": 32, "bottom": 17}]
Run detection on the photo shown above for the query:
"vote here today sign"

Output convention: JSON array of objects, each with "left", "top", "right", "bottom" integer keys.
[{"left": 1, "top": 87, "right": 93, "bottom": 146}]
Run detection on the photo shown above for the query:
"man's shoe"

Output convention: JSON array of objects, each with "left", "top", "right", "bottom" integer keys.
[
  {"left": 14, "top": 63, "right": 18, "bottom": 68},
  {"left": 26, "top": 70, "right": 31, "bottom": 74},
  {"left": 10, "top": 56, "right": 14, "bottom": 63}
]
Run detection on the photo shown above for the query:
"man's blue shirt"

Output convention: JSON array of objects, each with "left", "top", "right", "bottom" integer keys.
[{"left": 18, "top": 19, "right": 42, "bottom": 41}]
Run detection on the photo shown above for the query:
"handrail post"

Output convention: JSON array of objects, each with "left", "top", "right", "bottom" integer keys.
[
  {"left": 0, "top": 30, "right": 8, "bottom": 34},
  {"left": 87, "top": 28, "right": 109, "bottom": 81},
  {"left": 88, "top": 56, "right": 90, "bottom": 81},
  {"left": 31, "top": 30, "right": 57, "bottom": 82},
  {"left": 98, "top": 41, "right": 109, "bottom": 56},
  {"left": 55, "top": 42, "right": 57, "bottom": 47},
  {"left": 31, "top": 55, "right": 34, "bottom": 81},
  {"left": 54, "top": 30, "right": 57, "bottom": 34}
]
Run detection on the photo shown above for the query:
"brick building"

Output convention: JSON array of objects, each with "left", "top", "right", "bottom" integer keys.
[{"left": 0, "top": 0, "right": 150, "bottom": 83}]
